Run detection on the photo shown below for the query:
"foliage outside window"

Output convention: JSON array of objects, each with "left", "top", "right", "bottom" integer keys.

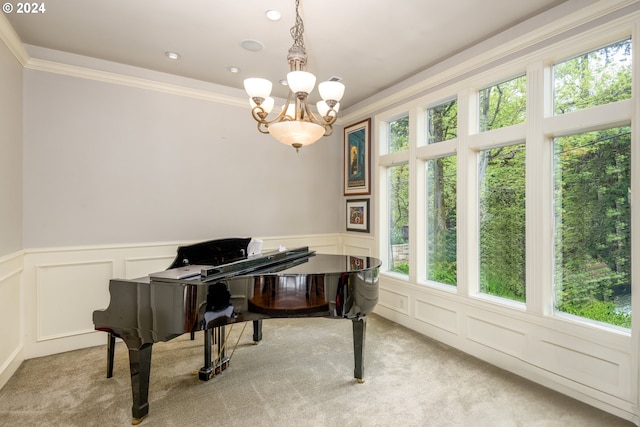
[
  {"left": 389, "top": 164, "right": 409, "bottom": 275},
  {"left": 426, "top": 156, "right": 457, "bottom": 285},
  {"left": 389, "top": 115, "right": 409, "bottom": 153},
  {"left": 479, "top": 75, "right": 527, "bottom": 132},
  {"left": 553, "top": 39, "right": 631, "bottom": 115},
  {"left": 554, "top": 127, "right": 631, "bottom": 328},
  {"left": 427, "top": 99, "right": 458, "bottom": 144},
  {"left": 479, "top": 144, "right": 526, "bottom": 302}
]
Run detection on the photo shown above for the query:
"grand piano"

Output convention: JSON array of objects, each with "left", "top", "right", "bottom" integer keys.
[{"left": 93, "top": 239, "right": 381, "bottom": 424}]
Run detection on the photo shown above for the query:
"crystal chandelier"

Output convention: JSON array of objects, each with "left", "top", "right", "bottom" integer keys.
[{"left": 244, "top": 0, "right": 345, "bottom": 152}]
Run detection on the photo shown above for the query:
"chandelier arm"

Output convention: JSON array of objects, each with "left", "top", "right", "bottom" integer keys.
[
  {"left": 323, "top": 125, "right": 334, "bottom": 137},
  {"left": 257, "top": 122, "right": 270, "bottom": 134},
  {"left": 303, "top": 106, "right": 338, "bottom": 127}
]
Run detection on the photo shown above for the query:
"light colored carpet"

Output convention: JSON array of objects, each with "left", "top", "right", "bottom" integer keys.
[{"left": 0, "top": 314, "right": 634, "bottom": 426}]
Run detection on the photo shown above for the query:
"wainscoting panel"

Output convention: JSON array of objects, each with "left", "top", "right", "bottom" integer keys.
[
  {"left": 257, "top": 234, "right": 341, "bottom": 255},
  {"left": 23, "top": 242, "right": 179, "bottom": 357},
  {"left": 341, "top": 234, "right": 375, "bottom": 258},
  {"left": 466, "top": 315, "right": 528, "bottom": 360},
  {"left": 124, "top": 255, "right": 175, "bottom": 279},
  {"left": 36, "top": 260, "right": 113, "bottom": 341},
  {"left": 378, "top": 287, "right": 410, "bottom": 316},
  {"left": 20, "top": 234, "right": 342, "bottom": 359},
  {"left": 0, "top": 251, "right": 24, "bottom": 390},
  {"left": 535, "top": 333, "right": 631, "bottom": 399},
  {"left": 414, "top": 297, "right": 458, "bottom": 335},
  {"left": 377, "top": 276, "right": 636, "bottom": 422}
]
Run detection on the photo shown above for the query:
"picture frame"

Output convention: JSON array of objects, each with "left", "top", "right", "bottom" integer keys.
[
  {"left": 346, "top": 198, "right": 370, "bottom": 233},
  {"left": 344, "top": 118, "right": 371, "bottom": 195}
]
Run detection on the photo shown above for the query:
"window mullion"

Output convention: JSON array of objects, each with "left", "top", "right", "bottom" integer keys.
[
  {"left": 526, "top": 60, "right": 552, "bottom": 316},
  {"left": 408, "top": 108, "right": 421, "bottom": 283},
  {"left": 457, "top": 88, "right": 475, "bottom": 297}
]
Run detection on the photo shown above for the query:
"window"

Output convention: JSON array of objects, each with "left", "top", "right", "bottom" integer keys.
[
  {"left": 553, "top": 39, "right": 632, "bottom": 115},
  {"left": 386, "top": 115, "right": 410, "bottom": 275},
  {"left": 389, "top": 115, "right": 409, "bottom": 153},
  {"left": 388, "top": 163, "right": 409, "bottom": 275},
  {"left": 479, "top": 75, "right": 527, "bottom": 132},
  {"left": 554, "top": 127, "right": 631, "bottom": 327},
  {"left": 376, "top": 31, "right": 633, "bottom": 334},
  {"left": 479, "top": 144, "right": 526, "bottom": 302},
  {"left": 427, "top": 99, "right": 457, "bottom": 144},
  {"left": 426, "top": 156, "right": 457, "bottom": 285}
]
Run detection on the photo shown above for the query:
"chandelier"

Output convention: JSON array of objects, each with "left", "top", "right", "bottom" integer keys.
[{"left": 243, "top": 0, "right": 345, "bottom": 152}]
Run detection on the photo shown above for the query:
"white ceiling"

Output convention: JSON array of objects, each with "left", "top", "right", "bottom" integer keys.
[{"left": 6, "top": 0, "right": 568, "bottom": 109}]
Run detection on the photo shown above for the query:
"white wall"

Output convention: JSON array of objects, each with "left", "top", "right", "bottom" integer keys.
[
  {"left": 0, "top": 18, "right": 22, "bottom": 256},
  {"left": 22, "top": 65, "right": 342, "bottom": 248},
  {"left": 0, "top": 16, "right": 24, "bottom": 391}
]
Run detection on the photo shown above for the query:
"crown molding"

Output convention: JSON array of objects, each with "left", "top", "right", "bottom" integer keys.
[
  {"left": 1, "top": 14, "right": 248, "bottom": 108},
  {"left": 0, "top": 13, "right": 28, "bottom": 65},
  {"left": 23, "top": 57, "right": 248, "bottom": 108}
]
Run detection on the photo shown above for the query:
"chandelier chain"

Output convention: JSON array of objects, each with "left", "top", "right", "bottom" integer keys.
[{"left": 290, "top": 0, "right": 305, "bottom": 50}]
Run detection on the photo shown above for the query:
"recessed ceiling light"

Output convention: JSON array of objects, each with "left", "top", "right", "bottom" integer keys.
[
  {"left": 165, "top": 51, "right": 181, "bottom": 60},
  {"left": 279, "top": 79, "right": 288, "bottom": 86},
  {"left": 266, "top": 10, "right": 281, "bottom": 21},
  {"left": 227, "top": 66, "right": 241, "bottom": 73},
  {"left": 241, "top": 39, "right": 264, "bottom": 52}
]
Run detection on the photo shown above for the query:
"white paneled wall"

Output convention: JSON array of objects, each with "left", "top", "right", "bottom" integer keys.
[
  {"left": 17, "top": 234, "right": 343, "bottom": 359},
  {"left": 375, "top": 277, "right": 636, "bottom": 422},
  {"left": 0, "top": 251, "right": 24, "bottom": 390}
]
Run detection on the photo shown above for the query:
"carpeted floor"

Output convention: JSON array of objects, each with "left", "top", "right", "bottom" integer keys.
[{"left": 0, "top": 314, "right": 634, "bottom": 426}]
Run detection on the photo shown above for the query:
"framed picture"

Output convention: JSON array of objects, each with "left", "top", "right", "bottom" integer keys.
[
  {"left": 346, "top": 198, "right": 369, "bottom": 233},
  {"left": 344, "top": 118, "right": 371, "bottom": 195}
]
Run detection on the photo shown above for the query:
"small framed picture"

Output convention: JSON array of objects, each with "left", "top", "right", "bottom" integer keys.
[
  {"left": 346, "top": 199, "right": 369, "bottom": 233},
  {"left": 344, "top": 119, "right": 371, "bottom": 195}
]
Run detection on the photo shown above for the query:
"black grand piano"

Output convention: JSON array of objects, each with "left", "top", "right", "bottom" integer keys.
[{"left": 93, "top": 238, "right": 381, "bottom": 424}]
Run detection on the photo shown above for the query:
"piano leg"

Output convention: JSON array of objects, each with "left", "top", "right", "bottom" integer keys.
[
  {"left": 128, "top": 343, "right": 152, "bottom": 425},
  {"left": 107, "top": 332, "right": 115, "bottom": 378},
  {"left": 352, "top": 317, "right": 366, "bottom": 383},
  {"left": 252, "top": 320, "right": 263, "bottom": 343},
  {"left": 199, "top": 328, "right": 214, "bottom": 381}
]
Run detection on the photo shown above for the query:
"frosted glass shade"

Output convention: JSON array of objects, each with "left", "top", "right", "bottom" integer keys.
[
  {"left": 287, "top": 71, "right": 316, "bottom": 94},
  {"left": 318, "top": 81, "right": 345, "bottom": 102},
  {"left": 250, "top": 97, "right": 274, "bottom": 114},
  {"left": 316, "top": 101, "right": 340, "bottom": 118},
  {"left": 268, "top": 121, "right": 325, "bottom": 148},
  {"left": 244, "top": 78, "right": 272, "bottom": 99}
]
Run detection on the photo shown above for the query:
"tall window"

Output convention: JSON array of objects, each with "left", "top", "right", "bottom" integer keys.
[
  {"left": 389, "top": 163, "right": 409, "bottom": 274},
  {"left": 554, "top": 127, "right": 631, "bottom": 327},
  {"left": 426, "top": 156, "right": 457, "bottom": 285},
  {"left": 551, "top": 38, "right": 632, "bottom": 327},
  {"left": 387, "top": 115, "right": 410, "bottom": 274},
  {"left": 479, "top": 144, "right": 526, "bottom": 302}
]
